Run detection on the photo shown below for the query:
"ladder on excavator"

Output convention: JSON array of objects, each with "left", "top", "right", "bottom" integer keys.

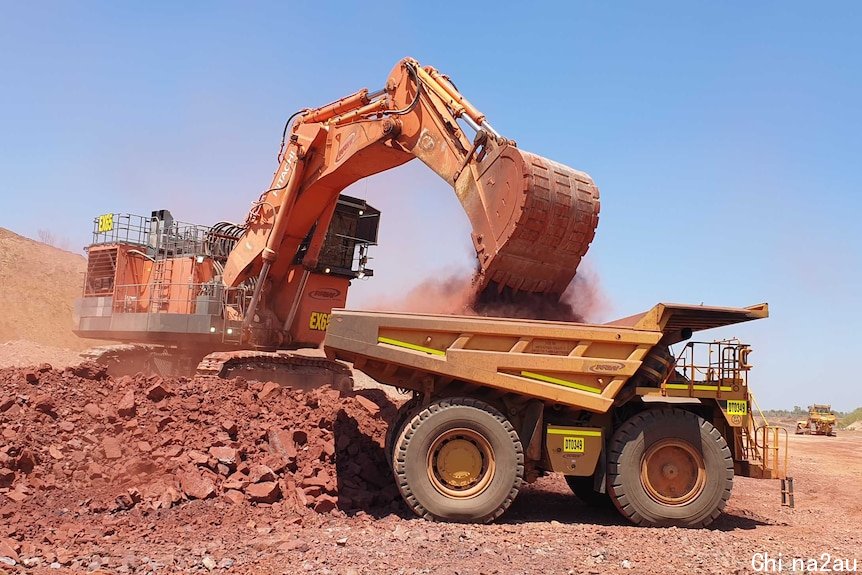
[{"left": 149, "top": 258, "right": 173, "bottom": 312}]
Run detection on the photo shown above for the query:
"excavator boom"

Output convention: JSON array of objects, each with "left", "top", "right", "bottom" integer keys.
[{"left": 225, "top": 58, "right": 600, "bottom": 345}]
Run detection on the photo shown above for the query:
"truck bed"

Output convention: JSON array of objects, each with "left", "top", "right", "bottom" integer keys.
[{"left": 323, "top": 303, "right": 768, "bottom": 412}]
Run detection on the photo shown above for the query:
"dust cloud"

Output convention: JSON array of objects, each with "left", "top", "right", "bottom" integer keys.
[{"left": 369, "top": 260, "right": 609, "bottom": 324}]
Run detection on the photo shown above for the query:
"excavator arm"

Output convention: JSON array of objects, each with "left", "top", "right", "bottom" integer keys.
[{"left": 223, "top": 58, "right": 600, "bottom": 341}]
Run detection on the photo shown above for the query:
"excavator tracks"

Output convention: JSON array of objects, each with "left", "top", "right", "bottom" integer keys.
[
  {"left": 80, "top": 344, "right": 168, "bottom": 377},
  {"left": 82, "top": 345, "right": 354, "bottom": 391},
  {"left": 196, "top": 350, "right": 354, "bottom": 392}
]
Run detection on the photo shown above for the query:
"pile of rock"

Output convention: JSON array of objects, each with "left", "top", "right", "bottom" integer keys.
[{"left": 0, "top": 362, "right": 402, "bottom": 522}]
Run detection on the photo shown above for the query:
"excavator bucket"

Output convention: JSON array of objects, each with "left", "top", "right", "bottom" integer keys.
[{"left": 458, "top": 145, "right": 600, "bottom": 298}]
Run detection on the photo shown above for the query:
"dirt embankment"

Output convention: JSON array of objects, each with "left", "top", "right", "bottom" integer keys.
[{"left": 0, "top": 229, "right": 108, "bottom": 367}]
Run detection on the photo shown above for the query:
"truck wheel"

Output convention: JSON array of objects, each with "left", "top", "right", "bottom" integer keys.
[
  {"left": 565, "top": 475, "right": 613, "bottom": 508},
  {"left": 608, "top": 407, "right": 733, "bottom": 528},
  {"left": 385, "top": 398, "right": 420, "bottom": 469},
  {"left": 393, "top": 397, "right": 524, "bottom": 523}
]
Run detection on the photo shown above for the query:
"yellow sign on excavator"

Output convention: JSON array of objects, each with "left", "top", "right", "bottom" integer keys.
[{"left": 97, "top": 213, "right": 114, "bottom": 233}]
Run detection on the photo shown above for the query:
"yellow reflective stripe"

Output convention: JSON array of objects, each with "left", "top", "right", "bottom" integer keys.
[
  {"left": 547, "top": 427, "right": 602, "bottom": 437},
  {"left": 520, "top": 371, "right": 602, "bottom": 394},
  {"left": 377, "top": 336, "right": 445, "bottom": 356},
  {"left": 665, "top": 383, "right": 734, "bottom": 392}
]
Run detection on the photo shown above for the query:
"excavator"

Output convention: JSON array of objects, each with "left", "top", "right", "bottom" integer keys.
[{"left": 73, "top": 57, "right": 601, "bottom": 384}]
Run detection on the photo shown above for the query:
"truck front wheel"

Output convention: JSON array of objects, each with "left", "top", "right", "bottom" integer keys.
[
  {"left": 393, "top": 397, "right": 524, "bottom": 523},
  {"left": 608, "top": 407, "right": 733, "bottom": 528}
]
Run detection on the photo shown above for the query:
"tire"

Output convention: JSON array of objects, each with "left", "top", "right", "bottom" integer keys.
[
  {"left": 607, "top": 407, "right": 733, "bottom": 528},
  {"left": 393, "top": 397, "right": 524, "bottom": 523},
  {"left": 565, "top": 475, "right": 613, "bottom": 508},
  {"left": 385, "top": 398, "right": 420, "bottom": 469}
]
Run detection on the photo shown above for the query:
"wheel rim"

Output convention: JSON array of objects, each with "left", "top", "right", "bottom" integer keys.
[
  {"left": 427, "top": 428, "right": 495, "bottom": 499},
  {"left": 640, "top": 438, "right": 706, "bottom": 506}
]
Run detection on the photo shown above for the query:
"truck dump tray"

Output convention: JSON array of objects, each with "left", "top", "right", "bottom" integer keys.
[
  {"left": 323, "top": 303, "right": 768, "bottom": 413},
  {"left": 606, "top": 303, "right": 768, "bottom": 335}
]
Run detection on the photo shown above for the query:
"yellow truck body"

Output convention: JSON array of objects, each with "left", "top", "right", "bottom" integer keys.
[{"left": 324, "top": 302, "right": 789, "bottom": 526}]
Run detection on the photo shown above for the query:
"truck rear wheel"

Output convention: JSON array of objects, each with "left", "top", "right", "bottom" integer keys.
[
  {"left": 393, "top": 397, "right": 524, "bottom": 523},
  {"left": 564, "top": 475, "right": 613, "bottom": 508},
  {"left": 608, "top": 407, "right": 733, "bottom": 528}
]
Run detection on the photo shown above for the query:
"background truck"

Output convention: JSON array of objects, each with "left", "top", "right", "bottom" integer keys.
[
  {"left": 324, "top": 303, "right": 791, "bottom": 527},
  {"left": 796, "top": 404, "right": 837, "bottom": 436}
]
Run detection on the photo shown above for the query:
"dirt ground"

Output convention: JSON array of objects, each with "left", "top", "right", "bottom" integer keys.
[
  {"left": 0, "top": 229, "right": 858, "bottom": 575},
  {"left": 0, "top": 228, "right": 106, "bottom": 352},
  {"left": 0, "top": 352, "right": 859, "bottom": 575}
]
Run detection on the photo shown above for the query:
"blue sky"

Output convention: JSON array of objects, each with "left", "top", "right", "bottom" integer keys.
[{"left": 1, "top": 2, "right": 859, "bottom": 409}]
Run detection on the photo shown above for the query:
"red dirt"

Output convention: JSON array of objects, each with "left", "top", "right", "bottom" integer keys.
[
  {"left": 0, "top": 228, "right": 107, "bottom": 353},
  {"left": 1, "top": 361, "right": 860, "bottom": 574},
  {"left": 0, "top": 341, "right": 85, "bottom": 370},
  {"left": 1, "top": 232, "right": 858, "bottom": 573}
]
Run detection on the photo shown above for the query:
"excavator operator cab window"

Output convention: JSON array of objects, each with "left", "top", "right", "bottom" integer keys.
[{"left": 295, "top": 194, "right": 380, "bottom": 279}]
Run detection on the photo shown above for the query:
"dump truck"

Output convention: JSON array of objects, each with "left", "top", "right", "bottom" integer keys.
[
  {"left": 796, "top": 404, "right": 837, "bottom": 436},
  {"left": 324, "top": 303, "right": 792, "bottom": 526}
]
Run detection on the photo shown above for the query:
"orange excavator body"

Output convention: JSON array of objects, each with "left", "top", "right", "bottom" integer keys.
[{"left": 74, "top": 58, "right": 600, "bottom": 374}]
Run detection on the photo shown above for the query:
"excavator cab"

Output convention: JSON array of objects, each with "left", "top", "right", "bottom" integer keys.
[{"left": 295, "top": 194, "right": 379, "bottom": 279}]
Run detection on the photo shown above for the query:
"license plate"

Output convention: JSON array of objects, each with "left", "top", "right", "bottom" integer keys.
[
  {"left": 563, "top": 437, "right": 585, "bottom": 453},
  {"left": 727, "top": 400, "right": 747, "bottom": 416}
]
